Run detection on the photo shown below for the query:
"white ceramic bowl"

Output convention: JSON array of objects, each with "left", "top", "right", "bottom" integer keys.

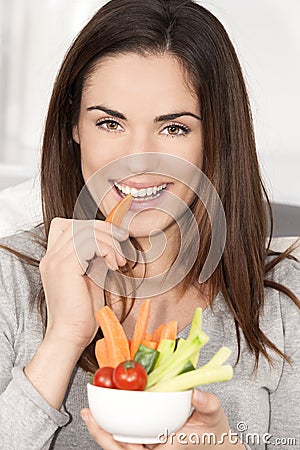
[{"left": 87, "top": 383, "right": 193, "bottom": 444}]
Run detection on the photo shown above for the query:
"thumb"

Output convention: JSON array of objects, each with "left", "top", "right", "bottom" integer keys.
[
  {"left": 80, "top": 408, "right": 113, "bottom": 446},
  {"left": 81, "top": 408, "right": 145, "bottom": 449},
  {"left": 190, "top": 389, "right": 223, "bottom": 426}
]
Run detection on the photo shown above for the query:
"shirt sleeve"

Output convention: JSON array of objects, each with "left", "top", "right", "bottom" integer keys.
[
  {"left": 268, "top": 259, "right": 300, "bottom": 448},
  {"left": 0, "top": 247, "right": 70, "bottom": 450}
]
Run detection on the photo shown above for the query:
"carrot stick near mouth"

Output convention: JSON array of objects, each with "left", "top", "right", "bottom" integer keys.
[{"left": 105, "top": 193, "right": 132, "bottom": 227}]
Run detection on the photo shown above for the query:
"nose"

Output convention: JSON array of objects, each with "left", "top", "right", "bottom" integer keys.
[
  {"left": 126, "top": 152, "right": 159, "bottom": 174},
  {"left": 125, "top": 132, "right": 160, "bottom": 174}
]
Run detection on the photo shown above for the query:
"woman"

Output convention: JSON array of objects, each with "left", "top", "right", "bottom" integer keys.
[{"left": 0, "top": 1, "right": 299, "bottom": 449}]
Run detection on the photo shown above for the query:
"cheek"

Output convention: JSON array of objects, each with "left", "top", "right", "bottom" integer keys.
[
  {"left": 171, "top": 135, "right": 203, "bottom": 170},
  {"left": 81, "top": 150, "right": 99, "bottom": 182},
  {"left": 79, "top": 135, "right": 118, "bottom": 180},
  {"left": 80, "top": 147, "right": 107, "bottom": 179},
  {"left": 188, "top": 138, "right": 204, "bottom": 169},
  {"left": 176, "top": 182, "right": 198, "bottom": 209},
  {"left": 172, "top": 145, "right": 203, "bottom": 178}
]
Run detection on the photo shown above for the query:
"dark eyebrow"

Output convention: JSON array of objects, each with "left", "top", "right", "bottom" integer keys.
[
  {"left": 154, "top": 112, "right": 202, "bottom": 122},
  {"left": 87, "top": 105, "right": 126, "bottom": 120},
  {"left": 87, "top": 105, "right": 202, "bottom": 121}
]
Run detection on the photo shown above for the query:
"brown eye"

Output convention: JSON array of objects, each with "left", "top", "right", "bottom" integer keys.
[
  {"left": 96, "top": 119, "right": 122, "bottom": 132},
  {"left": 161, "top": 123, "right": 190, "bottom": 137},
  {"left": 106, "top": 121, "right": 119, "bottom": 130},
  {"left": 168, "top": 125, "right": 180, "bottom": 135}
]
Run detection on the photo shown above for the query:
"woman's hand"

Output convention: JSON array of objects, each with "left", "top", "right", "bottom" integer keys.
[
  {"left": 24, "top": 217, "right": 129, "bottom": 411},
  {"left": 81, "top": 390, "right": 245, "bottom": 449},
  {"left": 39, "top": 217, "right": 129, "bottom": 351}
]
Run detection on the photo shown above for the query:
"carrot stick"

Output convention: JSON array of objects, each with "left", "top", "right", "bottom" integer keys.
[
  {"left": 144, "top": 333, "right": 153, "bottom": 341},
  {"left": 95, "top": 338, "right": 109, "bottom": 368},
  {"left": 152, "top": 323, "right": 165, "bottom": 343},
  {"left": 141, "top": 340, "right": 158, "bottom": 350},
  {"left": 106, "top": 194, "right": 132, "bottom": 227},
  {"left": 95, "top": 306, "right": 130, "bottom": 367},
  {"left": 159, "top": 320, "right": 177, "bottom": 342},
  {"left": 130, "top": 299, "right": 151, "bottom": 359}
]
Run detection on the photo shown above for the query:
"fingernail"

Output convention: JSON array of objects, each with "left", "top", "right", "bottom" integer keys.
[
  {"left": 193, "top": 389, "right": 204, "bottom": 404},
  {"left": 111, "top": 262, "right": 119, "bottom": 271},
  {"left": 81, "top": 410, "right": 90, "bottom": 423}
]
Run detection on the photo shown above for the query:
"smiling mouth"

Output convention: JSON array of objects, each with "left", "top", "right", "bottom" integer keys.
[{"left": 113, "top": 181, "right": 169, "bottom": 202}]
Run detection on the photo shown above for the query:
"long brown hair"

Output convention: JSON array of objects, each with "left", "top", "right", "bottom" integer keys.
[{"left": 1, "top": 0, "right": 299, "bottom": 372}]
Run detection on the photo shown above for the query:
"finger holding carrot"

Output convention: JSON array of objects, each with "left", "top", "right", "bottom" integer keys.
[
  {"left": 40, "top": 218, "right": 128, "bottom": 345},
  {"left": 40, "top": 195, "right": 132, "bottom": 349}
]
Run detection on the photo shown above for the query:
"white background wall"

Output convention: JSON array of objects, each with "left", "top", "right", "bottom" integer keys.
[
  {"left": 0, "top": 0, "right": 299, "bottom": 205},
  {"left": 202, "top": 0, "right": 300, "bottom": 206}
]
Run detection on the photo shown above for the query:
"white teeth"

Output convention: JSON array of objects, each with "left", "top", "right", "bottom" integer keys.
[
  {"left": 114, "top": 181, "right": 167, "bottom": 199},
  {"left": 124, "top": 185, "right": 131, "bottom": 195},
  {"left": 138, "top": 189, "right": 147, "bottom": 197}
]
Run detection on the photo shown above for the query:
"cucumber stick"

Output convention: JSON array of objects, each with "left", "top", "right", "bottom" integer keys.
[
  {"left": 202, "top": 346, "right": 232, "bottom": 369},
  {"left": 154, "top": 339, "right": 176, "bottom": 369},
  {"left": 188, "top": 307, "right": 203, "bottom": 340},
  {"left": 187, "top": 308, "right": 209, "bottom": 367},
  {"left": 146, "top": 335, "right": 201, "bottom": 389},
  {"left": 145, "top": 308, "right": 233, "bottom": 392},
  {"left": 147, "top": 365, "right": 233, "bottom": 392}
]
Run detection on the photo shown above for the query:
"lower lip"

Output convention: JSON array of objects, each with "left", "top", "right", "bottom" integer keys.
[{"left": 111, "top": 183, "right": 172, "bottom": 211}]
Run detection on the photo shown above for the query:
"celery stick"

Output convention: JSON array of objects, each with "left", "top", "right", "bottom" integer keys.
[
  {"left": 192, "top": 329, "right": 209, "bottom": 346},
  {"left": 175, "top": 338, "right": 198, "bottom": 366},
  {"left": 176, "top": 330, "right": 208, "bottom": 369},
  {"left": 178, "top": 360, "right": 195, "bottom": 374},
  {"left": 202, "top": 346, "right": 232, "bottom": 369},
  {"left": 146, "top": 336, "right": 201, "bottom": 388},
  {"left": 153, "top": 339, "right": 176, "bottom": 369},
  {"left": 175, "top": 332, "right": 208, "bottom": 370},
  {"left": 189, "top": 329, "right": 209, "bottom": 367},
  {"left": 188, "top": 307, "right": 203, "bottom": 340},
  {"left": 171, "top": 310, "right": 208, "bottom": 369},
  {"left": 187, "top": 308, "right": 209, "bottom": 367},
  {"left": 147, "top": 365, "right": 233, "bottom": 392},
  {"left": 175, "top": 338, "right": 186, "bottom": 352}
]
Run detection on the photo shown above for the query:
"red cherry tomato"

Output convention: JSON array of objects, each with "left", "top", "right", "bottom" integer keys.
[
  {"left": 113, "top": 360, "right": 147, "bottom": 391},
  {"left": 93, "top": 367, "right": 116, "bottom": 388}
]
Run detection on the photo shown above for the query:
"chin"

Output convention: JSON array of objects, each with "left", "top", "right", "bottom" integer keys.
[{"left": 128, "top": 213, "right": 174, "bottom": 239}]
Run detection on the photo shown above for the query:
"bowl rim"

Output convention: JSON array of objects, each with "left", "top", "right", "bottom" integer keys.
[{"left": 87, "top": 382, "right": 193, "bottom": 395}]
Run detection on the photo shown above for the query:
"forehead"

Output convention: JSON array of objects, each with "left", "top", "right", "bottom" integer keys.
[{"left": 82, "top": 53, "right": 199, "bottom": 111}]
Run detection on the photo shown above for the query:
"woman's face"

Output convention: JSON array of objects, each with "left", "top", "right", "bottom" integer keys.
[{"left": 73, "top": 53, "right": 203, "bottom": 237}]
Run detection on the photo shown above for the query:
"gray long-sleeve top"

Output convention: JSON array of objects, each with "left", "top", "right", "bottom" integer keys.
[{"left": 0, "top": 227, "right": 299, "bottom": 450}]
